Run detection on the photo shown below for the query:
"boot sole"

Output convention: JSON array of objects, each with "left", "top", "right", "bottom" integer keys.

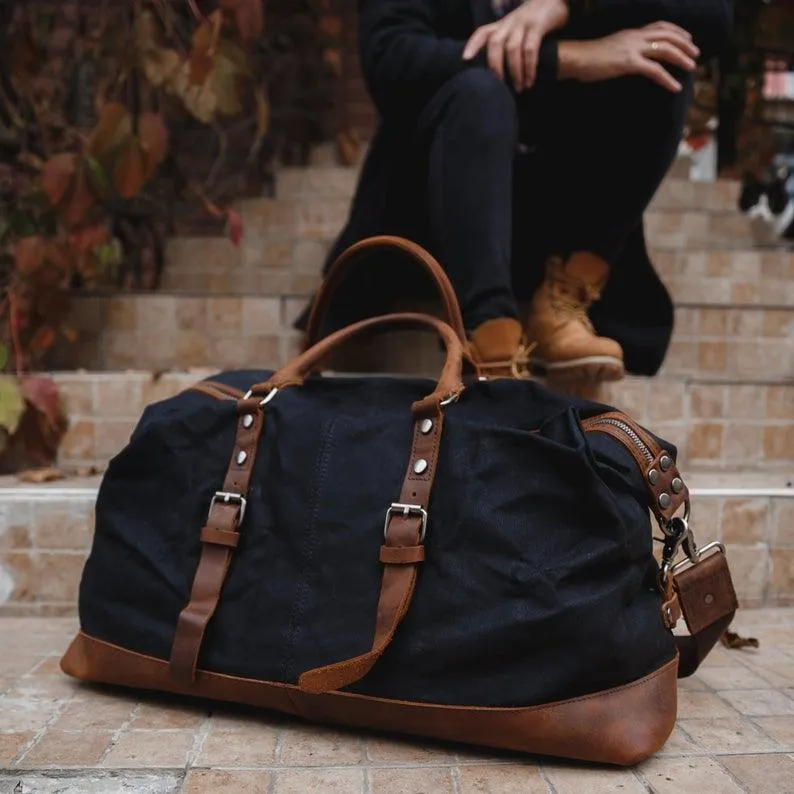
[{"left": 530, "top": 356, "right": 626, "bottom": 383}]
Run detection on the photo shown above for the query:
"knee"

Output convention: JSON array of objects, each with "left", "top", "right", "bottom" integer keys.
[{"left": 444, "top": 69, "right": 518, "bottom": 146}]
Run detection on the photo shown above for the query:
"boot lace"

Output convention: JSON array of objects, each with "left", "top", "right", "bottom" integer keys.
[{"left": 545, "top": 257, "right": 602, "bottom": 333}]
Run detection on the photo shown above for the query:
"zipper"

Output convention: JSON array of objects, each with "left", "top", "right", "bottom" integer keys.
[
  {"left": 581, "top": 416, "right": 654, "bottom": 463},
  {"left": 580, "top": 410, "right": 662, "bottom": 466}
]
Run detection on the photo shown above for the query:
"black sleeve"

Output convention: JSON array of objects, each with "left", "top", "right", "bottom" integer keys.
[
  {"left": 580, "top": 0, "right": 733, "bottom": 58},
  {"left": 358, "top": 0, "right": 558, "bottom": 120}
]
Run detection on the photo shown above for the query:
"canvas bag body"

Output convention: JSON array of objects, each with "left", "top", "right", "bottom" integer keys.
[{"left": 61, "top": 237, "right": 738, "bottom": 766}]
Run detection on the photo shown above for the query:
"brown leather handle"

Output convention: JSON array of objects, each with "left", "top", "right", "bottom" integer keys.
[
  {"left": 265, "top": 312, "right": 465, "bottom": 412},
  {"left": 304, "top": 236, "right": 467, "bottom": 347}
]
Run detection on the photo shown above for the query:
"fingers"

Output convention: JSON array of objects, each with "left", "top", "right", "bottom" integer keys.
[
  {"left": 463, "top": 24, "right": 495, "bottom": 61},
  {"left": 636, "top": 59, "right": 683, "bottom": 93},
  {"left": 643, "top": 21, "right": 700, "bottom": 58},
  {"left": 522, "top": 28, "right": 543, "bottom": 89},
  {"left": 646, "top": 39, "right": 697, "bottom": 72},
  {"left": 505, "top": 27, "right": 526, "bottom": 89},
  {"left": 487, "top": 29, "right": 507, "bottom": 80}
]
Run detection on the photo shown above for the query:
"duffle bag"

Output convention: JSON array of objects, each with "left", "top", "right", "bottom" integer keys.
[{"left": 61, "top": 235, "right": 738, "bottom": 766}]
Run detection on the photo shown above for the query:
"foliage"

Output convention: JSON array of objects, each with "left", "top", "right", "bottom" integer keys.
[{"left": 0, "top": 0, "right": 280, "bottom": 470}]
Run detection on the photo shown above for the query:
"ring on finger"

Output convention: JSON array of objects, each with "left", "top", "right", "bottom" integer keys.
[{"left": 649, "top": 41, "right": 659, "bottom": 51}]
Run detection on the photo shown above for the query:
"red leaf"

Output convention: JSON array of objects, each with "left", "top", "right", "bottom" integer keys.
[
  {"left": 138, "top": 113, "right": 169, "bottom": 168},
  {"left": 226, "top": 209, "right": 243, "bottom": 246},
  {"left": 61, "top": 162, "right": 97, "bottom": 227},
  {"left": 113, "top": 139, "right": 148, "bottom": 198},
  {"left": 69, "top": 225, "right": 110, "bottom": 253},
  {"left": 15, "top": 237, "right": 46, "bottom": 275},
  {"left": 19, "top": 376, "right": 63, "bottom": 433},
  {"left": 88, "top": 102, "right": 132, "bottom": 159},
  {"left": 29, "top": 327, "right": 57, "bottom": 354},
  {"left": 188, "top": 48, "right": 215, "bottom": 85},
  {"left": 41, "top": 153, "right": 77, "bottom": 207}
]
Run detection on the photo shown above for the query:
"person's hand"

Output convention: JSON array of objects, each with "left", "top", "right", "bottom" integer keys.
[
  {"left": 462, "top": 0, "right": 570, "bottom": 91},
  {"left": 559, "top": 22, "right": 700, "bottom": 93}
]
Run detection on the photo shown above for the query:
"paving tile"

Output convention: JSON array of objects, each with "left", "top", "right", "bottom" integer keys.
[
  {"left": 131, "top": 701, "right": 207, "bottom": 730},
  {"left": 0, "top": 773, "right": 182, "bottom": 794},
  {"left": 101, "top": 729, "right": 196, "bottom": 768},
  {"left": 720, "top": 753, "right": 794, "bottom": 793},
  {"left": 753, "top": 717, "right": 794, "bottom": 750},
  {"left": 273, "top": 768, "right": 365, "bottom": 794},
  {"left": 457, "top": 764, "right": 549, "bottom": 793},
  {"left": 54, "top": 694, "right": 136, "bottom": 731},
  {"left": 279, "top": 724, "right": 364, "bottom": 766},
  {"left": 542, "top": 764, "right": 647, "bottom": 793},
  {"left": 0, "top": 732, "right": 34, "bottom": 764},
  {"left": 676, "top": 690, "right": 738, "bottom": 720},
  {"left": 638, "top": 756, "right": 746, "bottom": 793},
  {"left": 0, "top": 697, "right": 63, "bottom": 732},
  {"left": 183, "top": 770, "right": 273, "bottom": 794},
  {"left": 679, "top": 716, "right": 784, "bottom": 754},
  {"left": 369, "top": 767, "right": 455, "bottom": 794},
  {"left": 365, "top": 735, "right": 454, "bottom": 764},
  {"left": 196, "top": 725, "right": 279, "bottom": 767},
  {"left": 655, "top": 725, "right": 705, "bottom": 756},
  {"left": 696, "top": 665, "right": 774, "bottom": 690},
  {"left": 18, "top": 729, "right": 112, "bottom": 767},
  {"left": 719, "top": 689, "right": 794, "bottom": 717}
]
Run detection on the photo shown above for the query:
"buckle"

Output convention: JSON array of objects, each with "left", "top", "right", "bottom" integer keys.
[
  {"left": 242, "top": 387, "right": 278, "bottom": 406},
  {"left": 384, "top": 503, "right": 428, "bottom": 542},
  {"left": 671, "top": 541, "right": 726, "bottom": 577},
  {"left": 208, "top": 492, "right": 247, "bottom": 527},
  {"left": 660, "top": 514, "right": 699, "bottom": 586}
]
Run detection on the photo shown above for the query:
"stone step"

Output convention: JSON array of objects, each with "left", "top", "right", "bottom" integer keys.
[
  {"left": 53, "top": 295, "right": 794, "bottom": 382},
  {"left": 49, "top": 370, "right": 794, "bottom": 473},
  {"left": 161, "top": 239, "right": 794, "bottom": 307},
  {"left": 649, "top": 177, "right": 740, "bottom": 213},
  {"left": 1, "top": 473, "right": 790, "bottom": 616}
]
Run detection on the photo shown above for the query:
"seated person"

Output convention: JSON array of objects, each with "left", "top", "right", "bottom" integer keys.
[{"left": 297, "top": 0, "right": 733, "bottom": 386}]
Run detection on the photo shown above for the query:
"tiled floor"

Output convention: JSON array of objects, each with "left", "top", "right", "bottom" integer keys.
[{"left": 1, "top": 611, "right": 793, "bottom": 793}]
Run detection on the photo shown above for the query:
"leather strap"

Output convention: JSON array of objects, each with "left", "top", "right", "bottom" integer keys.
[
  {"left": 298, "top": 407, "right": 444, "bottom": 694},
  {"left": 303, "top": 235, "right": 468, "bottom": 348},
  {"left": 673, "top": 549, "right": 738, "bottom": 678},
  {"left": 169, "top": 395, "right": 267, "bottom": 681}
]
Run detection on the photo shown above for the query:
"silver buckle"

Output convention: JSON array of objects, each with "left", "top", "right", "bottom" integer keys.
[
  {"left": 208, "top": 492, "right": 247, "bottom": 527},
  {"left": 660, "top": 515, "right": 700, "bottom": 585},
  {"left": 242, "top": 387, "right": 278, "bottom": 406},
  {"left": 671, "top": 541, "right": 726, "bottom": 577},
  {"left": 384, "top": 503, "right": 428, "bottom": 542}
]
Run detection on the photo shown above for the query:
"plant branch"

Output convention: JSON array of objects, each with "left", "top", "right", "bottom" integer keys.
[{"left": 8, "top": 290, "right": 24, "bottom": 378}]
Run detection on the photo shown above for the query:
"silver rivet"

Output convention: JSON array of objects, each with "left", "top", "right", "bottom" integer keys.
[
  {"left": 420, "top": 418, "right": 433, "bottom": 435},
  {"left": 660, "top": 455, "right": 672, "bottom": 472},
  {"left": 666, "top": 606, "right": 673, "bottom": 622},
  {"left": 671, "top": 477, "right": 684, "bottom": 494},
  {"left": 648, "top": 469, "right": 660, "bottom": 485},
  {"left": 242, "top": 414, "right": 254, "bottom": 429},
  {"left": 236, "top": 450, "right": 247, "bottom": 465},
  {"left": 413, "top": 459, "right": 428, "bottom": 475},
  {"left": 704, "top": 593, "right": 714, "bottom": 605},
  {"left": 658, "top": 492, "right": 671, "bottom": 509}
]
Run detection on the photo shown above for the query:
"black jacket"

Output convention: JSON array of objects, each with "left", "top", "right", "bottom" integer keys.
[{"left": 296, "top": 0, "right": 733, "bottom": 376}]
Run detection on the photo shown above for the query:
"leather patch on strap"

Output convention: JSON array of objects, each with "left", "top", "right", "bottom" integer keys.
[
  {"left": 200, "top": 526, "right": 240, "bottom": 548},
  {"left": 169, "top": 396, "right": 267, "bottom": 682},
  {"left": 673, "top": 549, "right": 738, "bottom": 678},
  {"left": 298, "top": 410, "right": 443, "bottom": 694},
  {"left": 379, "top": 545, "right": 426, "bottom": 564}
]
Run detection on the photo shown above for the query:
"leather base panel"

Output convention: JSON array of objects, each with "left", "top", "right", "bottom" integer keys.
[{"left": 61, "top": 632, "right": 678, "bottom": 766}]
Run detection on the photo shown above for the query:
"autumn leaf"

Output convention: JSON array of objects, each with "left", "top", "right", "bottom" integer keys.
[
  {"left": 0, "top": 377, "right": 26, "bottom": 436},
  {"left": 61, "top": 163, "right": 97, "bottom": 227},
  {"left": 29, "top": 327, "right": 57, "bottom": 353},
  {"left": 143, "top": 47, "right": 182, "bottom": 88},
  {"left": 253, "top": 87, "right": 269, "bottom": 139},
  {"left": 112, "top": 138, "right": 148, "bottom": 199},
  {"left": 87, "top": 102, "right": 132, "bottom": 160},
  {"left": 18, "top": 467, "right": 66, "bottom": 484},
  {"left": 15, "top": 237, "right": 46, "bottom": 275},
  {"left": 0, "top": 343, "right": 7, "bottom": 372},
  {"left": 41, "top": 153, "right": 78, "bottom": 207},
  {"left": 137, "top": 113, "right": 169, "bottom": 169},
  {"left": 61, "top": 327, "right": 79, "bottom": 344},
  {"left": 69, "top": 225, "right": 110, "bottom": 254},
  {"left": 324, "top": 48, "right": 342, "bottom": 77},
  {"left": 220, "top": 0, "right": 265, "bottom": 47},
  {"left": 226, "top": 209, "right": 243, "bottom": 246},
  {"left": 20, "top": 376, "right": 65, "bottom": 434}
]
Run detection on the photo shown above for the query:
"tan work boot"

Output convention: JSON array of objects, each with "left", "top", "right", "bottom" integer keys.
[
  {"left": 525, "top": 252, "right": 625, "bottom": 385},
  {"left": 468, "top": 318, "right": 533, "bottom": 379}
]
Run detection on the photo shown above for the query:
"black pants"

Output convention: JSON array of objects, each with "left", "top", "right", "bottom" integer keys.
[{"left": 416, "top": 67, "right": 691, "bottom": 331}]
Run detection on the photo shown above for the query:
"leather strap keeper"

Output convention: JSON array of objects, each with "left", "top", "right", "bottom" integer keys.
[
  {"left": 200, "top": 527, "right": 240, "bottom": 548},
  {"left": 380, "top": 545, "right": 426, "bottom": 564}
]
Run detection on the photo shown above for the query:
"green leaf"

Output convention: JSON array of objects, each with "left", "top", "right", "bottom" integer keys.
[
  {"left": 85, "top": 156, "right": 110, "bottom": 196},
  {"left": 0, "top": 376, "right": 27, "bottom": 436},
  {"left": 0, "top": 343, "right": 8, "bottom": 372}
]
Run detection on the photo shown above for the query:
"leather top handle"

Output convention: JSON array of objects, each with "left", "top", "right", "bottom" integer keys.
[
  {"left": 304, "top": 236, "right": 468, "bottom": 348},
  {"left": 262, "top": 312, "right": 465, "bottom": 413}
]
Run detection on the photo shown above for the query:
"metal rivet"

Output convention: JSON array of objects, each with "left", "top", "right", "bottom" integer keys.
[
  {"left": 242, "top": 414, "right": 254, "bottom": 429},
  {"left": 236, "top": 450, "right": 247, "bottom": 466},
  {"left": 666, "top": 606, "right": 673, "bottom": 622},
  {"left": 658, "top": 492, "right": 671, "bottom": 509},
  {"left": 420, "top": 418, "right": 433, "bottom": 435},
  {"left": 660, "top": 455, "right": 672, "bottom": 472},
  {"left": 704, "top": 593, "right": 714, "bottom": 605},
  {"left": 413, "top": 459, "right": 428, "bottom": 475},
  {"left": 671, "top": 477, "right": 684, "bottom": 494},
  {"left": 648, "top": 469, "right": 660, "bottom": 485}
]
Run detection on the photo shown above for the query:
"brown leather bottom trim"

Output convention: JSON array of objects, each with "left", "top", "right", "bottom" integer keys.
[{"left": 61, "top": 632, "right": 677, "bottom": 766}]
